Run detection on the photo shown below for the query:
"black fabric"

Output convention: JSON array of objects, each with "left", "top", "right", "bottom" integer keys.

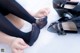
[
  {"left": 0, "top": 0, "right": 36, "bottom": 23},
  {"left": 28, "top": 23, "right": 40, "bottom": 46},
  {"left": 0, "top": 13, "right": 40, "bottom": 46},
  {"left": 71, "top": 16, "right": 80, "bottom": 28},
  {"left": 0, "top": 7, "right": 9, "bottom": 15},
  {"left": 0, "top": 13, "right": 32, "bottom": 44},
  {"left": 36, "top": 16, "right": 47, "bottom": 29},
  {"left": 0, "top": 0, "right": 41, "bottom": 45}
]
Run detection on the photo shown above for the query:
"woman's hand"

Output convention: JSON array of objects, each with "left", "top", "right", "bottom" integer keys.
[
  {"left": 11, "top": 38, "right": 29, "bottom": 53},
  {"left": 34, "top": 8, "right": 50, "bottom": 18}
]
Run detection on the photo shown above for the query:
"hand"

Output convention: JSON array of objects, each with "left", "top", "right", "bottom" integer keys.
[
  {"left": 35, "top": 8, "right": 50, "bottom": 18},
  {"left": 11, "top": 38, "right": 29, "bottom": 53}
]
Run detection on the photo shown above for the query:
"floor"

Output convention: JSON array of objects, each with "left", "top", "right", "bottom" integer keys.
[{"left": 0, "top": 0, "right": 80, "bottom": 53}]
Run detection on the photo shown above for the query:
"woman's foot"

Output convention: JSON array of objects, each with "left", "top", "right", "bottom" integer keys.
[
  {"left": 21, "top": 23, "right": 40, "bottom": 46},
  {"left": 36, "top": 16, "right": 47, "bottom": 29},
  {"left": 28, "top": 23, "right": 40, "bottom": 46}
]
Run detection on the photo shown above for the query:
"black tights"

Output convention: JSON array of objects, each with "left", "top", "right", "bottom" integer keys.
[
  {"left": 0, "top": 0, "right": 36, "bottom": 23},
  {"left": 0, "top": 13, "right": 32, "bottom": 44},
  {"left": 0, "top": 0, "right": 38, "bottom": 45}
]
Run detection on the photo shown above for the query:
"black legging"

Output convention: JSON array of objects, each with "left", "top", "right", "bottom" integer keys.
[
  {"left": 0, "top": 0, "right": 36, "bottom": 23},
  {"left": 0, "top": 13, "right": 33, "bottom": 44},
  {"left": 0, "top": 0, "right": 39, "bottom": 45}
]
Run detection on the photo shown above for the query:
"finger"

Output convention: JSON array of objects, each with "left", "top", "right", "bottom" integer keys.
[
  {"left": 40, "top": 10, "right": 47, "bottom": 16},
  {"left": 19, "top": 40, "right": 27, "bottom": 46},
  {"left": 16, "top": 44, "right": 27, "bottom": 50},
  {"left": 19, "top": 39, "right": 30, "bottom": 47},
  {"left": 37, "top": 14, "right": 46, "bottom": 18},
  {"left": 44, "top": 8, "right": 50, "bottom": 14},
  {"left": 40, "top": 10, "right": 47, "bottom": 14},
  {"left": 45, "top": 10, "right": 50, "bottom": 15},
  {"left": 12, "top": 49, "right": 18, "bottom": 53},
  {"left": 18, "top": 49, "right": 24, "bottom": 53},
  {"left": 44, "top": 8, "right": 50, "bottom": 12},
  {"left": 40, "top": 9, "right": 49, "bottom": 16},
  {"left": 12, "top": 48, "right": 24, "bottom": 53}
]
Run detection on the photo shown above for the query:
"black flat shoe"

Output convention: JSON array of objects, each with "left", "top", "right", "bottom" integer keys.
[
  {"left": 36, "top": 16, "right": 47, "bottom": 29},
  {"left": 61, "top": 1, "right": 80, "bottom": 16},
  {"left": 48, "top": 22, "right": 66, "bottom": 35},
  {"left": 48, "top": 21, "right": 78, "bottom": 35},
  {"left": 28, "top": 23, "right": 40, "bottom": 46}
]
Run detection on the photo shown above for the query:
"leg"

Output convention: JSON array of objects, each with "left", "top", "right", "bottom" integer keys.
[
  {"left": 0, "top": 15, "right": 29, "bottom": 52},
  {"left": 0, "top": 13, "right": 27, "bottom": 37},
  {"left": 0, "top": 0, "right": 48, "bottom": 29},
  {"left": 6, "top": 14, "right": 25, "bottom": 29},
  {"left": 0, "top": 13, "right": 30, "bottom": 44},
  {"left": 0, "top": 13, "right": 40, "bottom": 46},
  {"left": 0, "top": 0, "right": 36, "bottom": 23}
]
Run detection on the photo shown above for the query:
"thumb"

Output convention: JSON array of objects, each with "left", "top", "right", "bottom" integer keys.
[{"left": 19, "top": 39, "right": 30, "bottom": 47}]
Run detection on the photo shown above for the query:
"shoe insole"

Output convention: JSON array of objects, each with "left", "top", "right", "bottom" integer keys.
[
  {"left": 62, "top": 22, "right": 77, "bottom": 31},
  {"left": 64, "top": 4, "right": 76, "bottom": 9}
]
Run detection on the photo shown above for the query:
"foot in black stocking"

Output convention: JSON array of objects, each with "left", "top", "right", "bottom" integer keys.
[
  {"left": 36, "top": 16, "right": 47, "bottom": 29},
  {"left": 28, "top": 23, "right": 40, "bottom": 46}
]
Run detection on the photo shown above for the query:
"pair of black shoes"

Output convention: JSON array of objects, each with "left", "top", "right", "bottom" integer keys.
[
  {"left": 27, "top": 16, "right": 47, "bottom": 46},
  {"left": 48, "top": 1, "right": 80, "bottom": 35}
]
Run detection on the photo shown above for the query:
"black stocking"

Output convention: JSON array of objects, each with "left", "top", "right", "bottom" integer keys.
[{"left": 0, "top": 0, "right": 36, "bottom": 23}]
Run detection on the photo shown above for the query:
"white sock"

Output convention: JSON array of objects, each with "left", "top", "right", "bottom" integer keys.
[{"left": 20, "top": 21, "right": 32, "bottom": 33}]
